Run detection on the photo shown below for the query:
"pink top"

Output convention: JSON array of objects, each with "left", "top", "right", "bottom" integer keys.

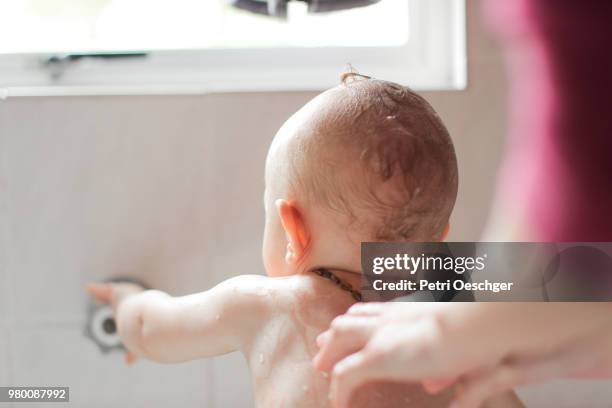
[{"left": 485, "top": 0, "right": 612, "bottom": 241}]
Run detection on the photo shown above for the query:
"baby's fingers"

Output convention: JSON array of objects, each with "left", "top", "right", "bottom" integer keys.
[
  {"left": 86, "top": 283, "right": 113, "bottom": 304},
  {"left": 125, "top": 351, "right": 138, "bottom": 365}
]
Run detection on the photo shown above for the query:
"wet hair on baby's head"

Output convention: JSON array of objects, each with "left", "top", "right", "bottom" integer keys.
[{"left": 290, "top": 72, "right": 458, "bottom": 241}]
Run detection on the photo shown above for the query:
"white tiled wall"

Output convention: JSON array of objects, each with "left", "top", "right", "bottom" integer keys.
[
  {"left": 4, "top": 96, "right": 220, "bottom": 322},
  {"left": 0, "top": 96, "right": 222, "bottom": 406},
  {"left": 210, "top": 353, "right": 254, "bottom": 408},
  {"left": 9, "top": 327, "right": 210, "bottom": 408},
  {"left": 0, "top": 91, "right": 311, "bottom": 407}
]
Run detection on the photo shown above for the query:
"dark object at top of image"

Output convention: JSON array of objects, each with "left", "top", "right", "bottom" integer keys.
[{"left": 229, "top": 0, "right": 381, "bottom": 18}]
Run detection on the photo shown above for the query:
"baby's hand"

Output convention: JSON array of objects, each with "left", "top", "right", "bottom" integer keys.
[
  {"left": 87, "top": 282, "right": 144, "bottom": 310},
  {"left": 86, "top": 282, "right": 145, "bottom": 364}
]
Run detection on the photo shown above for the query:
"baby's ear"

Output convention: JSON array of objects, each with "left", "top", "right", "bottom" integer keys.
[{"left": 276, "top": 199, "right": 310, "bottom": 265}]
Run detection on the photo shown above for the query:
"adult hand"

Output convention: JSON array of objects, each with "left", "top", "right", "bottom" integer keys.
[{"left": 313, "top": 302, "right": 612, "bottom": 408}]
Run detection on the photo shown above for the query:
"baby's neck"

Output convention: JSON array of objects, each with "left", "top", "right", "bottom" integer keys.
[
  {"left": 311, "top": 268, "right": 362, "bottom": 301},
  {"left": 300, "top": 265, "right": 362, "bottom": 301},
  {"left": 328, "top": 268, "right": 361, "bottom": 293}
]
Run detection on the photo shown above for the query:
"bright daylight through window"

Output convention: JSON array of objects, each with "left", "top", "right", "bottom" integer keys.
[
  {"left": 0, "top": 0, "right": 465, "bottom": 95},
  {"left": 0, "top": 0, "right": 409, "bottom": 53}
]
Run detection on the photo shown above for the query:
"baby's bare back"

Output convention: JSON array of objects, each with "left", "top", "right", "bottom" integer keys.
[{"left": 244, "top": 274, "right": 453, "bottom": 408}]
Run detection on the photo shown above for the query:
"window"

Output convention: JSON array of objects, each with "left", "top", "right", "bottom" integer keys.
[
  {"left": 0, "top": 0, "right": 466, "bottom": 96},
  {"left": 0, "top": 0, "right": 410, "bottom": 52}
]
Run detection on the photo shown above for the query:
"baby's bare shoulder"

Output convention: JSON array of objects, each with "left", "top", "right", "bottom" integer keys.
[
  {"left": 223, "top": 274, "right": 316, "bottom": 294},
  {"left": 269, "top": 274, "right": 355, "bottom": 323},
  {"left": 217, "top": 274, "right": 279, "bottom": 301},
  {"left": 253, "top": 274, "right": 341, "bottom": 302},
  {"left": 216, "top": 274, "right": 307, "bottom": 309},
  {"left": 220, "top": 274, "right": 351, "bottom": 325}
]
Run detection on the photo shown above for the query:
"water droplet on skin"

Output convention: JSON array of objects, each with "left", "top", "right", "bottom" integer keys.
[
  {"left": 302, "top": 385, "right": 309, "bottom": 392},
  {"left": 259, "top": 353, "right": 264, "bottom": 364},
  {"left": 321, "top": 372, "right": 329, "bottom": 379},
  {"left": 215, "top": 314, "right": 220, "bottom": 321}
]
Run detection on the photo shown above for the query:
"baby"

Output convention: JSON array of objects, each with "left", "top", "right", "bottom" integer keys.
[{"left": 87, "top": 74, "right": 520, "bottom": 407}]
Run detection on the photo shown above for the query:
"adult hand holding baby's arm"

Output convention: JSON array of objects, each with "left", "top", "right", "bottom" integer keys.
[{"left": 313, "top": 302, "right": 612, "bottom": 408}]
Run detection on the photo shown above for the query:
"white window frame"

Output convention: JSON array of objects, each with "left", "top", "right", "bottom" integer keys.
[{"left": 0, "top": 0, "right": 465, "bottom": 97}]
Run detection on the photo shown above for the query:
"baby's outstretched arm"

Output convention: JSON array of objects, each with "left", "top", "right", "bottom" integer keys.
[{"left": 86, "top": 275, "right": 270, "bottom": 364}]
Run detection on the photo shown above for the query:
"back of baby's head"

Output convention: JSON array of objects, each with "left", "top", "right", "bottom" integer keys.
[{"left": 287, "top": 73, "right": 458, "bottom": 241}]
